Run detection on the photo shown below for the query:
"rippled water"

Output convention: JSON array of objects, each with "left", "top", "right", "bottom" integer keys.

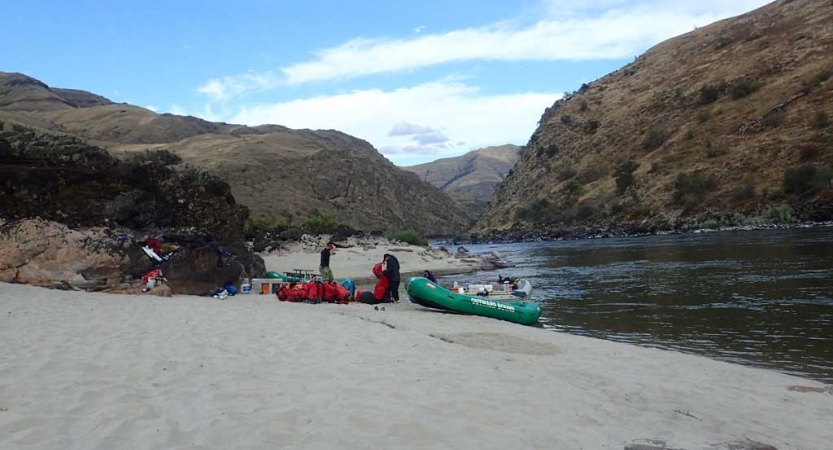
[{"left": 436, "top": 227, "right": 833, "bottom": 382}]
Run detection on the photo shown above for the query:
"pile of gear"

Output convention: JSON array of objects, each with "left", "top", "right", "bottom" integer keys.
[
  {"left": 277, "top": 280, "right": 354, "bottom": 304},
  {"left": 354, "top": 262, "right": 396, "bottom": 304}
]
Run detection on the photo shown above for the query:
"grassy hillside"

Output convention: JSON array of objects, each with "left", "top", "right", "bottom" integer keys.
[
  {"left": 0, "top": 72, "right": 471, "bottom": 235},
  {"left": 477, "top": 0, "right": 833, "bottom": 236}
]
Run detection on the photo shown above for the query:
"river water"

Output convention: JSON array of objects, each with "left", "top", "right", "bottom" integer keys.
[{"left": 435, "top": 227, "right": 833, "bottom": 382}]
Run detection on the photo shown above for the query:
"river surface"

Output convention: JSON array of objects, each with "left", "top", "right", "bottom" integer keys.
[{"left": 434, "top": 227, "right": 833, "bottom": 382}]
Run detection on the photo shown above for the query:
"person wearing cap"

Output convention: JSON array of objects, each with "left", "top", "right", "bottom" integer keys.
[
  {"left": 382, "top": 253, "right": 401, "bottom": 302},
  {"left": 320, "top": 242, "right": 336, "bottom": 282}
]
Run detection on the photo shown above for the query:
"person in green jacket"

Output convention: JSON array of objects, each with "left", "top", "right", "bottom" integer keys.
[{"left": 320, "top": 242, "right": 336, "bottom": 281}]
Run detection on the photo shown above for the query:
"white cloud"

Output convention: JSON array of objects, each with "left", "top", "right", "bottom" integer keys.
[
  {"left": 546, "top": 0, "right": 767, "bottom": 16},
  {"left": 228, "top": 81, "right": 559, "bottom": 163},
  {"left": 279, "top": 0, "right": 772, "bottom": 84},
  {"left": 195, "top": 0, "right": 771, "bottom": 97},
  {"left": 413, "top": 131, "right": 449, "bottom": 146},
  {"left": 168, "top": 104, "right": 186, "bottom": 115},
  {"left": 197, "top": 73, "right": 280, "bottom": 101},
  {"left": 388, "top": 122, "right": 437, "bottom": 136},
  {"left": 144, "top": 105, "right": 158, "bottom": 112}
]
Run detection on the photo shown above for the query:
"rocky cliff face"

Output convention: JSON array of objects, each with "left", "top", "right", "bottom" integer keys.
[
  {"left": 404, "top": 145, "right": 522, "bottom": 216},
  {"left": 477, "top": 0, "right": 833, "bottom": 236},
  {"left": 0, "top": 71, "right": 470, "bottom": 235},
  {"left": 0, "top": 122, "right": 264, "bottom": 294}
]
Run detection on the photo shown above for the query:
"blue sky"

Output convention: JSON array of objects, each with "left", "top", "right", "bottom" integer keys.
[{"left": 2, "top": 0, "right": 771, "bottom": 165}]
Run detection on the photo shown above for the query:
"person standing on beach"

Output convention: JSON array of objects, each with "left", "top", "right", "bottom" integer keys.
[
  {"left": 383, "top": 253, "right": 401, "bottom": 302},
  {"left": 320, "top": 242, "right": 335, "bottom": 282}
]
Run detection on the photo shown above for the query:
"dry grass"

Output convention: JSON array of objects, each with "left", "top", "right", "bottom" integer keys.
[{"left": 479, "top": 0, "right": 833, "bottom": 230}]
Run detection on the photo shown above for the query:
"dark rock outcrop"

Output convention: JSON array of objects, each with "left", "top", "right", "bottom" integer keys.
[
  {"left": 0, "top": 123, "right": 246, "bottom": 244},
  {"left": 0, "top": 123, "right": 265, "bottom": 294}
]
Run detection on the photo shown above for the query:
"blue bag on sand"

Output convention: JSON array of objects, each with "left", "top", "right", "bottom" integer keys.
[
  {"left": 224, "top": 283, "right": 238, "bottom": 296},
  {"left": 339, "top": 279, "right": 356, "bottom": 295}
]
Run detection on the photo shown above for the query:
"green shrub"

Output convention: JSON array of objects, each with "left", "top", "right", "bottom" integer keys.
[
  {"left": 390, "top": 231, "right": 428, "bottom": 247},
  {"left": 546, "top": 144, "right": 559, "bottom": 157},
  {"left": 565, "top": 180, "right": 583, "bottom": 196},
  {"left": 179, "top": 166, "right": 228, "bottom": 195},
  {"left": 730, "top": 182, "right": 756, "bottom": 201},
  {"left": 799, "top": 144, "right": 820, "bottom": 161},
  {"left": 577, "top": 166, "right": 607, "bottom": 184},
  {"left": 761, "top": 112, "right": 783, "bottom": 129},
  {"left": 575, "top": 203, "right": 596, "bottom": 220},
  {"left": 699, "top": 85, "right": 721, "bottom": 105},
  {"left": 715, "top": 36, "right": 732, "bottom": 49},
  {"left": 610, "top": 202, "right": 625, "bottom": 215},
  {"left": 642, "top": 126, "right": 666, "bottom": 152},
  {"left": 614, "top": 160, "right": 639, "bottom": 195},
  {"left": 245, "top": 216, "right": 290, "bottom": 235},
  {"left": 705, "top": 146, "right": 729, "bottom": 158},
  {"left": 684, "top": 128, "right": 695, "bottom": 140},
  {"left": 304, "top": 214, "right": 339, "bottom": 234},
  {"left": 805, "top": 68, "right": 832, "bottom": 88},
  {"left": 673, "top": 172, "right": 717, "bottom": 205},
  {"left": 811, "top": 111, "right": 830, "bottom": 129},
  {"left": 729, "top": 78, "right": 760, "bottom": 100},
  {"left": 557, "top": 167, "right": 577, "bottom": 181},
  {"left": 126, "top": 149, "right": 182, "bottom": 166},
  {"left": 517, "top": 199, "right": 550, "bottom": 221},
  {"left": 246, "top": 216, "right": 272, "bottom": 235},
  {"left": 763, "top": 205, "right": 798, "bottom": 224},
  {"left": 584, "top": 120, "right": 600, "bottom": 134},
  {"left": 783, "top": 164, "right": 833, "bottom": 196},
  {"left": 694, "top": 218, "right": 720, "bottom": 230}
]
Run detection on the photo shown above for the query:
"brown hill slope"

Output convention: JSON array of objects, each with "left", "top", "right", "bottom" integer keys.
[
  {"left": 404, "top": 145, "right": 522, "bottom": 216},
  {"left": 477, "top": 0, "right": 833, "bottom": 236},
  {"left": 0, "top": 72, "right": 470, "bottom": 235}
]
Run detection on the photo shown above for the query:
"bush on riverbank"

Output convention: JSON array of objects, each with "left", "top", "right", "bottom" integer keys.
[
  {"left": 673, "top": 172, "right": 717, "bottom": 206},
  {"left": 245, "top": 216, "right": 289, "bottom": 236},
  {"left": 390, "top": 231, "right": 428, "bottom": 247},
  {"left": 783, "top": 164, "right": 833, "bottom": 197},
  {"left": 691, "top": 205, "right": 800, "bottom": 230},
  {"left": 304, "top": 214, "right": 339, "bottom": 234}
]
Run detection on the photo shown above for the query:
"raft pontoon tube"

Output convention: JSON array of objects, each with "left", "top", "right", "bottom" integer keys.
[{"left": 405, "top": 277, "right": 542, "bottom": 325}]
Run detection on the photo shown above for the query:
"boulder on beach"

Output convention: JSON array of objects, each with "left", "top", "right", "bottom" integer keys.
[
  {"left": 0, "top": 219, "right": 265, "bottom": 295},
  {"left": 0, "top": 219, "right": 127, "bottom": 287}
]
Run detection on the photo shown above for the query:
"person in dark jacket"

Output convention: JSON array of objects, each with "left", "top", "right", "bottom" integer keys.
[
  {"left": 382, "top": 253, "right": 401, "bottom": 302},
  {"left": 320, "top": 242, "right": 336, "bottom": 282},
  {"left": 423, "top": 270, "right": 438, "bottom": 283}
]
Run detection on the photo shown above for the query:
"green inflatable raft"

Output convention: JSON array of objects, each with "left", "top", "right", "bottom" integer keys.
[
  {"left": 405, "top": 277, "right": 542, "bottom": 325},
  {"left": 266, "top": 271, "right": 303, "bottom": 282}
]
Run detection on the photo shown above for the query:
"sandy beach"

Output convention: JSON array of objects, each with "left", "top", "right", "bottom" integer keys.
[
  {"left": 0, "top": 282, "right": 830, "bottom": 450},
  {"left": 261, "top": 241, "right": 489, "bottom": 283}
]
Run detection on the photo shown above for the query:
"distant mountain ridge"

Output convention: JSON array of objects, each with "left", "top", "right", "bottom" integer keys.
[
  {"left": 0, "top": 71, "right": 471, "bottom": 235},
  {"left": 404, "top": 145, "right": 522, "bottom": 216}
]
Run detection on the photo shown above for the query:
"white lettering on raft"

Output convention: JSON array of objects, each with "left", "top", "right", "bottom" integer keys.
[{"left": 469, "top": 297, "right": 515, "bottom": 312}]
